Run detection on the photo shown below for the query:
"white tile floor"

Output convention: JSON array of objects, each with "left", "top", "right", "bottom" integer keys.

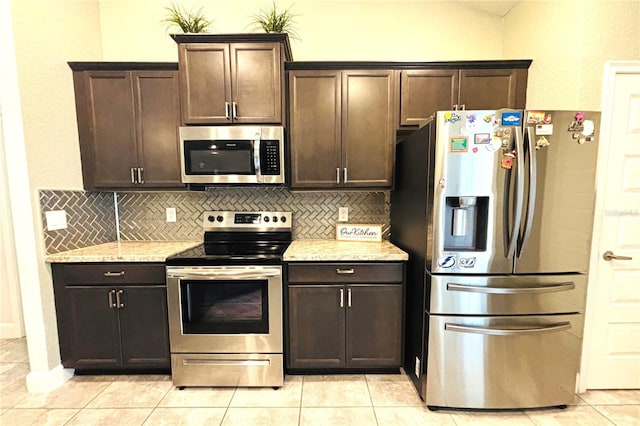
[{"left": 1, "top": 338, "right": 639, "bottom": 425}]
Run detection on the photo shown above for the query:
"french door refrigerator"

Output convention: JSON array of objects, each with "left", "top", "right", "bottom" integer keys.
[{"left": 391, "top": 109, "right": 600, "bottom": 409}]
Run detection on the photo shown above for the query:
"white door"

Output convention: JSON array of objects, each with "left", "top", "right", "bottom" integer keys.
[{"left": 583, "top": 62, "right": 640, "bottom": 389}]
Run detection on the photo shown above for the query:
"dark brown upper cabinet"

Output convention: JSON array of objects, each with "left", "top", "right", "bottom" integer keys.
[
  {"left": 172, "top": 34, "right": 293, "bottom": 125},
  {"left": 288, "top": 68, "right": 398, "bottom": 189},
  {"left": 399, "top": 61, "right": 530, "bottom": 127},
  {"left": 69, "top": 63, "right": 183, "bottom": 190}
]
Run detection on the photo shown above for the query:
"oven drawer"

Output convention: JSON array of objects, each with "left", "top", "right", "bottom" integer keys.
[
  {"left": 429, "top": 273, "right": 588, "bottom": 315},
  {"left": 288, "top": 263, "right": 403, "bottom": 283},
  {"left": 425, "top": 313, "right": 584, "bottom": 409},
  {"left": 58, "top": 263, "right": 166, "bottom": 285},
  {"left": 171, "top": 353, "right": 284, "bottom": 387}
]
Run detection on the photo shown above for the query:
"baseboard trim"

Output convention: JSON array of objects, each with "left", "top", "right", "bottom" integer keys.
[{"left": 26, "top": 364, "right": 74, "bottom": 393}]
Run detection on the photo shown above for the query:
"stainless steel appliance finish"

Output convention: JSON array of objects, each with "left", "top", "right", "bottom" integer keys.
[
  {"left": 391, "top": 110, "right": 600, "bottom": 409},
  {"left": 180, "top": 126, "right": 285, "bottom": 185},
  {"left": 166, "top": 211, "right": 292, "bottom": 388}
]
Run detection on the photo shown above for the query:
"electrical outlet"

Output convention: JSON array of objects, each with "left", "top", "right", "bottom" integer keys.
[
  {"left": 338, "top": 207, "right": 349, "bottom": 222},
  {"left": 166, "top": 207, "right": 177, "bottom": 223},
  {"left": 45, "top": 210, "right": 67, "bottom": 231}
]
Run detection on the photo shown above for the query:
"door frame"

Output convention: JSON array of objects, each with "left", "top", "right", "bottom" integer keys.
[{"left": 579, "top": 60, "right": 640, "bottom": 393}]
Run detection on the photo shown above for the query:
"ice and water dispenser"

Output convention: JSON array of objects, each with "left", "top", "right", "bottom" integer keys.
[{"left": 443, "top": 196, "right": 489, "bottom": 251}]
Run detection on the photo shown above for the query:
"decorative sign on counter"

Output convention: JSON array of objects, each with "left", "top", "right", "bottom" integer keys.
[{"left": 335, "top": 224, "right": 382, "bottom": 242}]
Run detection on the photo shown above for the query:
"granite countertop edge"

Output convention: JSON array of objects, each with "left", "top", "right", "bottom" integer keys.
[
  {"left": 45, "top": 241, "right": 202, "bottom": 263},
  {"left": 283, "top": 240, "right": 408, "bottom": 262}
]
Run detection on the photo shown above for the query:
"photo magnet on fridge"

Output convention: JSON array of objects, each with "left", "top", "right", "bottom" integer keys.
[{"left": 450, "top": 136, "right": 468, "bottom": 152}]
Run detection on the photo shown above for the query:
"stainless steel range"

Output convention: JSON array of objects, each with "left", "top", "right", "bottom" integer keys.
[{"left": 166, "top": 211, "right": 292, "bottom": 388}]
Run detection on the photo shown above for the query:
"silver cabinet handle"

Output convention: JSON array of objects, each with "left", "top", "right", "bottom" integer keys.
[
  {"left": 446, "top": 282, "right": 575, "bottom": 295},
  {"left": 225, "top": 102, "right": 231, "bottom": 119},
  {"left": 603, "top": 251, "right": 633, "bottom": 261},
  {"left": 343, "top": 168, "right": 348, "bottom": 184},
  {"left": 339, "top": 288, "right": 344, "bottom": 308},
  {"left": 460, "top": 104, "right": 466, "bottom": 110},
  {"left": 108, "top": 290, "right": 116, "bottom": 308},
  {"left": 336, "top": 268, "right": 355, "bottom": 274},
  {"left": 116, "top": 289, "right": 124, "bottom": 308},
  {"left": 453, "top": 105, "right": 458, "bottom": 111},
  {"left": 103, "top": 271, "right": 125, "bottom": 277},
  {"left": 130, "top": 168, "right": 136, "bottom": 184},
  {"left": 336, "top": 168, "right": 340, "bottom": 184},
  {"left": 347, "top": 288, "right": 352, "bottom": 308},
  {"left": 137, "top": 167, "right": 144, "bottom": 184},
  {"left": 445, "top": 322, "right": 571, "bottom": 336},
  {"left": 232, "top": 102, "right": 238, "bottom": 119}
]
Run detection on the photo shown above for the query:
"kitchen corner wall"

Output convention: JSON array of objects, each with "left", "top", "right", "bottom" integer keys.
[{"left": 39, "top": 188, "right": 390, "bottom": 255}]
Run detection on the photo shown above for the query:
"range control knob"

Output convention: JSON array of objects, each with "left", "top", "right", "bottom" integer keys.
[
  {"left": 207, "top": 215, "right": 216, "bottom": 222},
  {"left": 280, "top": 216, "right": 287, "bottom": 223},
  {"left": 264, "top": 216, "right": 270, "bottom": 222},
  {"left": 272, "top": 216, "right": 278, "bottom": 222},
  {"left": 216, "top": 215, "right": 223, "bottom": 222}
]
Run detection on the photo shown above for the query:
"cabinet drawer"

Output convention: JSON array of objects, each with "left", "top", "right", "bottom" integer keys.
[
  {"left": 56, "top": 263, "right": 166, "bottom": 285},
  {"left": 287, "top": 263, "right": 403, "bottom": 283}
]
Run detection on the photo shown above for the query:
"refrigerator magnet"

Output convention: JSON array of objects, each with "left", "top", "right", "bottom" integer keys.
[
  {"left": 501, "top": 151, "right": 516, "bottom": 169},
  {"left": 535, "top": 124, "right": 553, "bottom": 135},
  {"left": 450, "top": 136, "right": 468, "bottom": 152},
  {"left": 536, "top": 136, "right": 550, "bottom": 150},
  {"left": 474, "top": 133, "right": 491, "bottom": 144}
]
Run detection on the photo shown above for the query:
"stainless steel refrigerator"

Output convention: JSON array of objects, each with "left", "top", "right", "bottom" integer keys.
[{"left": 390, "top": 109, "right": 600, "bottom": 409}]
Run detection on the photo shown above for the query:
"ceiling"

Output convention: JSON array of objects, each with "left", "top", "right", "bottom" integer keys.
[{"left": 456, "top": 1, "right": 520, "bottom": 17}]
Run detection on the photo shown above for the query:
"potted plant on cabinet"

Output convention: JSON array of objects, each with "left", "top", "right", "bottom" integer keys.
[
  {"left": 249, "top": 1, "right": 300, "bottom": 40},
  {"left": 162, "top": 3, "right": 212, "bottom": 33}
]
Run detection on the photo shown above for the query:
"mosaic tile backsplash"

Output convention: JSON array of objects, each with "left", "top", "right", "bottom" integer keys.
[{"left": 39, "top": 188, "right": 390, "bottom": 254}]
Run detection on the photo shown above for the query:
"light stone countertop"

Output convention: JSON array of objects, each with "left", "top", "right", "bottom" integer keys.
[
  {"left": 283, "top": 240, "right": 408, "bottom": 262},
  {"left": 45, "top": 241, "right": 202, "bottom": 263}
]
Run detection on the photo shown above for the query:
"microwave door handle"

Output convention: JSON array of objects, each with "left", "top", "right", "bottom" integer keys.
[
  {"left": 518, "top": 126, "right": 537, "bottom": 257},
  {"left": 253, "top": 137, "right": 262, "bottom": 182}
]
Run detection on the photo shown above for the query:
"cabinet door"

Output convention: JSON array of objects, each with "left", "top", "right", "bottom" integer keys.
[
  {"left": 459, "top": 68, "right": 527, "bottom": 110},
  {"left": 346, "top": 284, "right": 403, "bottom": 367},
  {"left": 84, "top": 71, "right": 137, "bottom": 188},
  {"left": 231, "top": 43, "right": 282, "bottom": 124},
  {"left": 288, "top": 285, "right": 345, "bottom": 368},
  {"left": 399, "top": 70, "right": 459, "bottom": 127},
  {"left": 133, "top": 71, "right": 184, "bottom": 188},
  {"left": 118, "top": 286, "right": 171, "bottom": 369},
  {"left": 342, "top": 70, "right": 398, "bottom": 188},
  {"left": 179, "top": 43, "right": 231, "bottom": 124},
  {"left": 64, "top": 286, "right": 122, "bottom": 370},
  {"left": 288, "top": 70, "right": 342, "bottom": 188}
]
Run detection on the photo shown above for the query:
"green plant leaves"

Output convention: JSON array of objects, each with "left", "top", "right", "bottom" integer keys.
[
  {"left": 249, "top": 1, "right": 300, "bottom": 40},
  {"left": 162, "top": 3, "right": 212, "bottom": 34}
]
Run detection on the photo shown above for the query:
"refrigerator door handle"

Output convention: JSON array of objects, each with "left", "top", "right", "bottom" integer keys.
[
  {"left": 446, "top": 282, "right": 575, "bottom": 295},
  {"left": 444, "top": 322, "right": 571, "bottom": 336},
  {"left": 504, "top": 128, "right": 525, "bottom": 258},
  {"left": 518, "top": 126, "right": 537, "bottom": 257}
]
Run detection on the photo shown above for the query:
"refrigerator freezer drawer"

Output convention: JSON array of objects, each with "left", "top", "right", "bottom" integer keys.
[
  {"left": 429, "top": 273, "right": 587, "bottom": 315},
  {"left": 425, "top": 314, "right": 583, "bottom": 409}
]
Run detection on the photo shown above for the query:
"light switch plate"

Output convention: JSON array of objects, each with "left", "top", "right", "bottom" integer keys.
[
  {"left": 166, "top": 207, "right": 177, "bottom": 223},
  {"left": 338, "top": 207, "right": 349, "bottom": 222},
  {"left": 45, "top": 210, "right": 67, "bottom": 231}
]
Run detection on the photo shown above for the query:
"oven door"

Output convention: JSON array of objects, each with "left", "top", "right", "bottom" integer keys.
[{"left": 166, "top": 265, "right": 282, "bottom": 354}]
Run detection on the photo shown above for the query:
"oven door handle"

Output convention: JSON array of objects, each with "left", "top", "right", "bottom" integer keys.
[{"left": 167, "top": 268, "right": 281, "bottom": 280}]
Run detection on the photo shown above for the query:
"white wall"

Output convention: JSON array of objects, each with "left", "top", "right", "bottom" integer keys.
[{"left": 504, "top": 0, "right": 640, "bottom": 110}]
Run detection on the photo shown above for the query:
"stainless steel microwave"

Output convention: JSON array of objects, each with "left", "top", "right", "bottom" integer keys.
[{"left": 180, "top": 126, "right": 285, "bottom": 185}]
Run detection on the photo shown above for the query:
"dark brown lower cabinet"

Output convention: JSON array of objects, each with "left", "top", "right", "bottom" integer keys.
[
  {"left": 51, "top": 263, "right": 170, "bottom": 372},
  {"left": 286, "top": 263, "right": 404, "bottom": 370}
]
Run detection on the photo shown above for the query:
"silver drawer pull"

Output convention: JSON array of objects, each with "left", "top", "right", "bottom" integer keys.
[
  {"left": 103, "top": 271, "right": 125, "bottom": 277},
  {"left": 339, "top": 288, "right": 344, "bottom": 308},
  {"left": 445, "top": 322, "right": 571, "bottom": 336},
  {"left": 336, "top": 268, "right": 355, "bottom": 274},
  {"left": 447, "top": 282, "right": 575, "bottom": 295}
]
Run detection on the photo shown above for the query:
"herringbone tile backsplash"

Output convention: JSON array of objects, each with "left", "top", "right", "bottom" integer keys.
[
  {"left": 39, "top": 188, "right": 390, "bottom": 254},
  {"left": 39, "top": 190, "right": 116, "bottom": 254}
]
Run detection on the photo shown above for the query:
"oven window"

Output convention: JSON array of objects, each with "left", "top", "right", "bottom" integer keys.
[
  {"left": 184, "top": 140, "right": 255, "bottom": 175},
  {"left": 180, "top": 280, "right": 269, "bottom": 334}
]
